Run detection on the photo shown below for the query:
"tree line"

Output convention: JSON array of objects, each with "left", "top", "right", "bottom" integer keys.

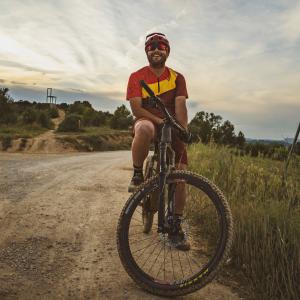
[
  {"left": 1, "top": 87, "right": 298, "bottom": 159},
  {"left": 0, "top": 88, "right": 56, "bottom": 129},
  {"left": 56, "top": 101, "right": 132, "bottom": 131}
]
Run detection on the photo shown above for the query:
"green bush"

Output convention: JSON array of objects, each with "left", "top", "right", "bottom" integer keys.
[
  {"left": 38, "top": 111, "right": 53, "bottom": 129},
  {"left": 48, "top": 107, "right": 59, "bottom": 118},
  {"left": 68, "top": 101, "right": 92, "bottom": 115},
  {"left": 110, "top": 105, "right": 133, "bottom": 129},
  {"left": 22, "top": 109, "right": 37, "bottom": 124},
  {"left": 57, "top": 114, "right": 82, "bottom": 132},
  {"left": 272, "top": 146, "right": 289, "bottom": 161}
]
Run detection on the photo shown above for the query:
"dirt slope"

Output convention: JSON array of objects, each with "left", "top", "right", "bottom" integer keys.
[
  {"left": 6, "top": 109, "right": 75, "bottom": 154},
  {"left": 0, "top": 151, "right": 240, "bottom": 299}
]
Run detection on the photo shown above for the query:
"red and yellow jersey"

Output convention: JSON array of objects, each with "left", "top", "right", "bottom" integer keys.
[{"left": 126, "top": 66, "right": 188, "bottom": 119}]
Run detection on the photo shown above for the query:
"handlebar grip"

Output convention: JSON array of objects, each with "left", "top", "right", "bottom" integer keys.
[{"left": 140, "top": 80, "right": 155, "bottom": 97}]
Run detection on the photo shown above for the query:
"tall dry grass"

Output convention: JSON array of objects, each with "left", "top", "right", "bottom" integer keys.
[{"left": 188, "top": 143, "right": 300, "bottom": 300}]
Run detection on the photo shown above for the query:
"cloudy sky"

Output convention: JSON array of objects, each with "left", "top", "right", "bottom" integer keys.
[{"left": 0, "top": 0, "right": 299, "bottom": 139}]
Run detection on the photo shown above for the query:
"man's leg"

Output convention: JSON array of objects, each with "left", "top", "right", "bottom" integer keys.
[
  {"left": 132, "top": 119, "right": 156, "bottom": 166},
  {"left": 128, "top": 119, "right": 156, "bottom": 192}
]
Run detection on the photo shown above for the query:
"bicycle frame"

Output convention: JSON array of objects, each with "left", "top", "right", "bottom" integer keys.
[
  {"left": 157, "top": 121, "right": 176, "bottom": 233},
  {"left": 139, "top": 79, "right": 190, "bottom": 233}
]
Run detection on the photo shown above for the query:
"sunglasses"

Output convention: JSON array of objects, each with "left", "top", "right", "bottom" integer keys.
[{"left": 146, "top": 42, "right": 169, "bottom": 52}]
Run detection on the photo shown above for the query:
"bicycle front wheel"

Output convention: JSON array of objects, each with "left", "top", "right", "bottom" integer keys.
[{"left": 117, "top": 170, "right": 233, "bottom": 297}]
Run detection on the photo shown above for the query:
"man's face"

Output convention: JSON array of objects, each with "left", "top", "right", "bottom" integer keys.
[{"left": 146, "top": 43, "right": 169, "bottom": 68}]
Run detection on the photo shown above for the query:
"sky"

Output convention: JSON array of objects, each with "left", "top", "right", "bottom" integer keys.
[{"left": 0, "top": 0, "right": 299, "bottom": 139}]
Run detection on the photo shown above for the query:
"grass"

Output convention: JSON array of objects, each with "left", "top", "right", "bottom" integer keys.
[
  {"left": 188, "top": 143, "right": 300, "bottom": 300},
  {"left": 0, "top": 124, "right": 48, "bottom": 139}
]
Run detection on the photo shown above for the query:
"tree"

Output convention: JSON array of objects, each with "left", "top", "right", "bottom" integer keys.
[
  {"left": 38, "top": 111, "right": 53, "bottom": 129},
  {"left": 219, "top": 120, "right": 236, "bottom": 145},
  {"left": 189, "top": 111, "right": 222, "bottom": 143},
  {"left": 69, "top": 101, "right": 91, "bottom": 115},
  {"left": 22, "top": 109, "right": 37, "bottom": 124},
  {"left": 0, "top": 88, "right": 14, "bottom": 124},
  {"left": 110, "top": 105, "right": 133, "bottom": 129},
  {"left": 57, "top": 114, "right": 82, "bottom": 132},
  {"left": 236, "top": 131, "right": 246, "bottom": 148}
]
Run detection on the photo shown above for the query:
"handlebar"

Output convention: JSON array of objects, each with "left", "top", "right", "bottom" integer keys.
[{"left": 140, "top": 80, "right": 192, "bottom": 144}]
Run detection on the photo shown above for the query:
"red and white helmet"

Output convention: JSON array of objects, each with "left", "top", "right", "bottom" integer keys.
[{"left": 145, "top": 32, "right": 170, "bottom": 53}]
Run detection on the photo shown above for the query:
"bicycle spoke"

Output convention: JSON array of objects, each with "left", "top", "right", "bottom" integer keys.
[
  {"left": 184, "top": 250, "right": 194, "bottom": 275},
  {"left": 186, "top": 252, "right": 203, "bottom": 270},
  {"left": 178, "top": 250, "right": 185, "bottom": 278},
  {"left": 163, "top": 238, "right": 166, "bottom": 280},
  {"left": 135, "top": 240, "right": 158, "bottom": 262},
  {"left": 130, "top": 235, "right": 157, "bottom": 244},
  {"left": 170, "top": 245, "right": 176, "bottom": 281},
  {"left": 141, "top": 239, "right": 162, "bottom": 268},
  {"left": 156, "top": 240, "right": 169, "bottom": 280},
  {"left": 148, "top": 241, "right": 165, "bottom": 274},
  {"left": 133, "top": 238, "right": 160, "bottom": 255},
  {"left": 131, "top": 217, "right": 143, "bottom": 224}
]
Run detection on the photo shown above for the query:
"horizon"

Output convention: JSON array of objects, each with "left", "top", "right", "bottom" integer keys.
[{"left": 1, "top": 1, "right": 300, "bottom": 140}]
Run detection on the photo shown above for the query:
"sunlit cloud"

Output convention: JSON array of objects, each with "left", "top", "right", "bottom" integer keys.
[{"left": 0, "top": 0, "right": 299, "bottom": 139}]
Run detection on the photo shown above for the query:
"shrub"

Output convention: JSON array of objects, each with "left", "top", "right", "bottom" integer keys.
[
  {"left": 68, "top": 101, "right": 91, "bottom": 115},
  {"left": 22, "top": 109, "right": 37, "bottom": 124},
  {"left": 110, "top": 105, "right": 133, "bottom": 129},
  {"left": 58, "top": 103, "right": 69, "bottom": 111},
  {"left": 1, "top": 136, "right": 12, "bottom": 150},
  {"left": 48, "top": 107, "right": 59, "bottom": 118},
  {"left": 38, "top": 111, "right": 53, "bottom": 129},
  {"left": 57, "top": 114, "right": 82, "bottom": 132},
  {"left": 272, "top": 146, "right": 288, "bottom": 161}
]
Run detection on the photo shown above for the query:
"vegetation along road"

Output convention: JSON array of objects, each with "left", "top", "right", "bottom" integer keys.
[{"left": 0, "top": 151, "right": 240, "bottom": 299}]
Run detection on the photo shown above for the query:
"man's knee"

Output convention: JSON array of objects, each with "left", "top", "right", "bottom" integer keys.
[{"left": 134, "top": 119, "right": 155, "bottom": 139}]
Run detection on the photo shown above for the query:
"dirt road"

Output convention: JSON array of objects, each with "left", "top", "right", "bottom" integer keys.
[{"left": 0, "top": 151, "right": 240, "bottom": 299}]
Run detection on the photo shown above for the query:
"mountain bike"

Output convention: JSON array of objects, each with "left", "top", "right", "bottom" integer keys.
[{"left": 117, "top": 80, "right": 233, "bottom": 297}]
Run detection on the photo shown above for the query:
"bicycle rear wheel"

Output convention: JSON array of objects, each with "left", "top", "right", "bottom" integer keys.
[{"left": 117, "top": 170, "right": 233, "bottom": 297}]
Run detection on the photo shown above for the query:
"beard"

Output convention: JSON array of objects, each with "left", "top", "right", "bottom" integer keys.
[{"left": 147, "top": 51, "right": 167, "bottom": 68}]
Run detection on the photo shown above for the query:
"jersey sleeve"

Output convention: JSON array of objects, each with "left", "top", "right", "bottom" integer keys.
[
  {"left": 175, "top": 73, "right": 188, "bottom": 99},
  {"left": 126, "top": 73, "right": 142, "bottom": 100}
]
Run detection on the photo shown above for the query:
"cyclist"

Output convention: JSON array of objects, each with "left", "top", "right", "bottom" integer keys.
[{"left": 126, "top": 32, "right": 190, "bottom": 250}]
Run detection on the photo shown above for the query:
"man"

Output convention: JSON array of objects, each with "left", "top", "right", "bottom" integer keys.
[{"left": 126, "top": 33, "right": 190, "bottom": 250}]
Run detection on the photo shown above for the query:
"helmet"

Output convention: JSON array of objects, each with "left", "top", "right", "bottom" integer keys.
[{"left": 145, "top": 32, "right": 170, "bottom": 53}]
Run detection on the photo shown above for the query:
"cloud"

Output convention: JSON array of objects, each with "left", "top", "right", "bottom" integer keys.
[
  {"left": 0, "top": 59, "right": 60, "bottom": 74},
  {"left": 279, "top": 2, "right": 300, "bottom": 42},
  {"left": 10, "top": 81, "right": 27, "bottom": 85},
  {"left": 0, "top": 0, "right": 299, "bottom": 138}
]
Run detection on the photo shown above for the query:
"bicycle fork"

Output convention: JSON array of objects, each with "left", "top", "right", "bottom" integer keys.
[{"left": 157, "top": 123, "right": 175, "bottom": 234}]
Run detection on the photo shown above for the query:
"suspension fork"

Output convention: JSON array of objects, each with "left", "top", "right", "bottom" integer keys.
[
  {"left": 157, "top": 123, "right": 173, "bottom": 233},
  {"left": 157, "top": 142, "right": 167, "bottom": 233}
]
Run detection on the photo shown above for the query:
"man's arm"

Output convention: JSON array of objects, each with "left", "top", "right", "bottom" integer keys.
[
  {"left": 175, "top": 96, "right": 188, "bottom": 129},
  {"left": 129, "top": 97, "right": 164, "bottom": 125}
]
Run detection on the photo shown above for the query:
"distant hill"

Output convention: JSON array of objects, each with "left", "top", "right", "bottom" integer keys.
[{"left": 246, "top": 138, "right": 297, "bottom": 145}]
